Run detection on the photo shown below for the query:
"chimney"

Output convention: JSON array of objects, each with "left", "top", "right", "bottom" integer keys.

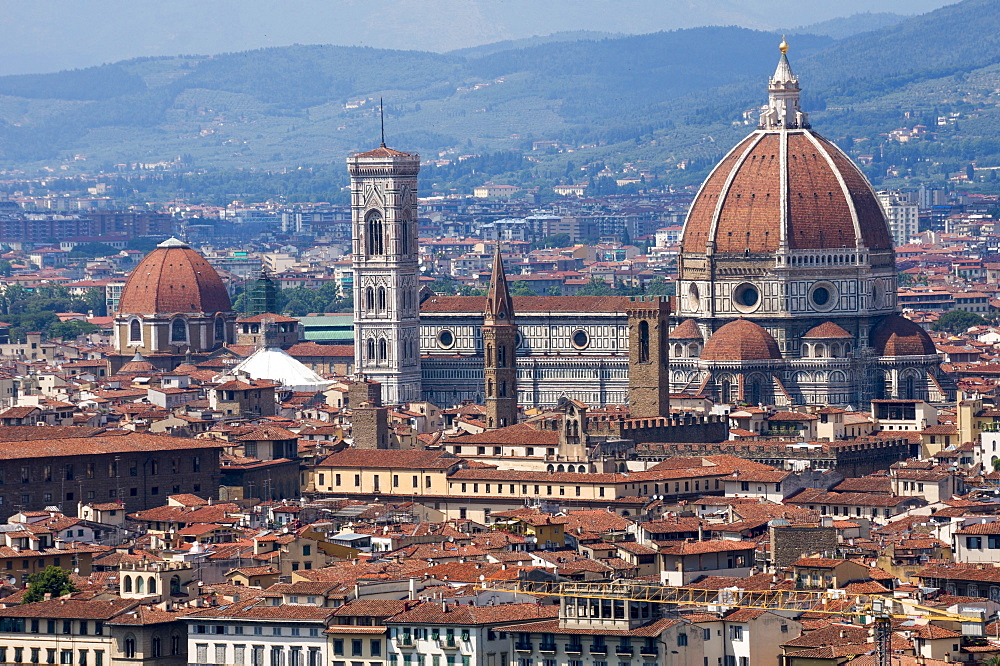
[{"left": 408, "top": 577, "right": 416, "bottom": 601}]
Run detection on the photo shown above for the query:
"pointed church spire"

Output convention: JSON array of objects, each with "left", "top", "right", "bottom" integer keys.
[
  {"left": 760, "top": 37, "right": 809, "bottom": 130},
  {"left": 484, "top": 243, "right": 514, "bottom": 323}
]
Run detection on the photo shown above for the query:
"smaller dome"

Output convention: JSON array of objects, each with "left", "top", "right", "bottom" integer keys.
[
  {"left": 802, "top": 322, "right": 853, "bottom": 339},
  {"left": 670, "top": 319, "right": 703, "bottom": 340},
  {"left": 872, "top": 314, "right": 936, "bottom": 357},
  {"left": 119, "top": 352, "right": 155, "bottom": 374},
  {"left": 702, "top": 319, "right": 782, "bottom": 362}
]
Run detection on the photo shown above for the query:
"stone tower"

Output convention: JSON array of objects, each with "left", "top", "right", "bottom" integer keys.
[
  {"left": 348, "top": 143, "right": 422, "bottom": 405},
  {"left": 627, "top": 296, "right": 670, "bottom": 418},
  {"left": 483, "top": 244, "right": 518, "bottom": 429}
]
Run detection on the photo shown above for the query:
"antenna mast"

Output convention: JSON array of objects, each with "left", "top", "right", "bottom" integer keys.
[{"left": 379, "top": 97, "right": 386, "bottom": 148}]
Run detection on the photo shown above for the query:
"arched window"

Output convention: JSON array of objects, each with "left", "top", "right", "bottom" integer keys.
[
  {"left": 830, "top": 343, "right": 841, "bottom": 358},
  {"left": 148, "top": 577, "right": 156, "bottom": 594},
  {"left": 487, "top": 379, "right": 494, "bottom": 397},
  {"left": 688, "top": 343, "right": 699, "bottom": 357},
  {"left": 378, "top": 339, "right": 387, "bottom": 362},
  {"left": 170, "top": 318, "right": 186, "bottom": 343},
  {"left": 557, "top": 465, "right": 565, "bottom": 473},
  {"left": 151, "top": 636, "right": 162, "bottom": 658},
  {"left": 903, "top": 374, "right": 916, "bottom": 400},
  {"left": 638, "top": 320, "right": 650, "bottom": 363},
  {"left": 377, "top": 286, "right": 386, "bottom": 311},
  {"left": 366, "top": 338, "right": 375, "bottom": 360},
  {"left": 721, "top": 378, "right": 733, "bottom": 403},
  {"left": 123, "top": 576, "right": 132, "bottom": 593},
  {"left": 673, "top": 343, "right": 683, "bottom": 358},
  {"left": 124, "top": 637, "right": 136, "bottom": 660},
  {"left": 400, "top": 217, "right": 410, "bottom": 255},
  {"left": 498, "top": 345, "right": 506, "bottom": 367},
  {"left": 499, "top": 380, "right": 506, "bottom": 397},
  {"left": 170, "top": 575, "right": 181, "bottom": 595},
  {"left": 747, "top": 378, "right": 762, "bottom": 406},
  {"left": 814, "top": 343, "right": 826, "bottom": 358},
  {"left": 136, "top": 577, "right": 144, "bottom": 594},
  {"left": 365, "top": 287, "right": 375, "bottom": 312},
  {"left": 214, "top": 318, "right": 225, "bottom": 342},
  {"left": 129, "top": 319, "right": 141, "bottom": 342},
  {"left": 366, "top": 211, "right": 384, "bottom": 256}
]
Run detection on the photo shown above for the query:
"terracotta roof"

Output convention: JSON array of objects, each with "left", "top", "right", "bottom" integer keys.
[
  {"left": 681, "top": 130, "right": 892, "bottom": 255},
  {"left": 448, "top": 423, "right": 559, "bottom": 446},
  {"left": 669, "top": 319, "right": 703, "bottom": 340},
  {"left": 317, "top": 449, "right": 459, "bottom": 470},
  {"left": 701, "top": 318, "right": 782, "bottom": 361},
  {"left": 0, "top": 598, "right": 138, "bottom": 620},
  {"left": 871, "top": 314, "right": 937, "bottom": 357},
  {"left": 286, "top": 342, "right": 354, "bottom": 357},
  {"left": 385, "top": 601, "right": 559, "bottom": 626},
  {"left": 352, "top": 145, "right": 417, "bottom": 159},
  {"left": 420, "top": 295, "right": 630, "bottom": 315},
  {"left": 659, "top": 540, "right": 756, "bottom": 555},
  {"left": 236, "top": 313, "right": 300, "bottom": 323},
  {"left": 117, "top": 241, "right": 232, "bottom": 314},
  {"left": 802, "top": 321, "right": 853, "bottom": 339},
  {"left": 0, "top": 431, "right": 223, "bottom": 461}
]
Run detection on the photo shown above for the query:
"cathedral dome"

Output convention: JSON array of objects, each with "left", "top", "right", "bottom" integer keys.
[
  {"left": 871, "top": 314, "right": 936, "bottom": 357},
  {"left": 680, "top": 45, "right": 892, "bottom": 257},
  {"left": 680, "top": 131, "right": 892, "bottom": 255},
  {"left": 802, "top": 321, "right": 853, "bottom": 339},
  {"left": 701, "top": 318, "right": 782, "bottom": 362},
  {"left": 117, "top": 238, "right": 232, "bottom": 315}
]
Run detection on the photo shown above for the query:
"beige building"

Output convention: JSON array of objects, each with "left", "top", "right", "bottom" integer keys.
[{"left": 0, "top": 597, "right": 187, "bottom": 666}]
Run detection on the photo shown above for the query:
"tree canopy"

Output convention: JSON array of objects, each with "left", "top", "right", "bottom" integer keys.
[
  {"left": 22, "top": 566, "right": 77, "bottom": 604},
  {"left": 932, "top": 309, "right": 987, "bottom": 333}
]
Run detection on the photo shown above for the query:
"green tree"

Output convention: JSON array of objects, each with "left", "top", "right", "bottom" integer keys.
[
  {"left": 49, "top": 320, "right": 98, "bottom": 341},
  {"left": 509, "top": 282, "right": 535, "bottom": 297},
  {"left": 644, "top": 278, "right": 675, "bottom": 296},
  {"left": 576, "top": 277, "right": 614, "bottom": 296},
  {"left": 932, "top": 309, "right": 986, "bottom": 334},
  {"left": 0, "top": 260, "right": 11, "bottom": 277},
  {"left": 22, "top": 566, "right": 77, "bottom": 604}
]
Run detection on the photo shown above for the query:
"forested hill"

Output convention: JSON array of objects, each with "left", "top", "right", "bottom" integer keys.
[{"left": 0, "top": 0, "right": 997, "bottom": 196}]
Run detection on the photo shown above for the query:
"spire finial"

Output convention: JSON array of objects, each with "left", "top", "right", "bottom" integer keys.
[
  {"left": 379, "top": 98, "right": 386, "bottom": 148},
  {"left": 779, "top": 35, "right": 788, "bottom": 54}
]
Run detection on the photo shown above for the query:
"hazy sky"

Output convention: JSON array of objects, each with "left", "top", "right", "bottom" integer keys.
[{"left": 0, "top": 0, "right": 959, "bottom": 75}]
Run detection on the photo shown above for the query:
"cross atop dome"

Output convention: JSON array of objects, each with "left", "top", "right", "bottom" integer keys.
[{"left": 759, "top": 38, "right": 809, "bottom": 130}]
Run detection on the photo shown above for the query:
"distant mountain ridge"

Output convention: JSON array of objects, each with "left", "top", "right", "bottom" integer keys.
[{"left": 0, "top": 0, "right": 995, "bottom": 196}]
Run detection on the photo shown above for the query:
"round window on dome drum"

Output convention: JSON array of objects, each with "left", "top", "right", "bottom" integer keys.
[
  {"left": 437, "top": 329, "right": 455, "bottom": 349},
  {"left": 571, "top": 329, "right": 590, "bottom": 349},
  {"left": 809, "top": 282, "right": 838, "bottom": 312},
  {"left": 733, "top": 283, "right": 760, "bottom": 313}
]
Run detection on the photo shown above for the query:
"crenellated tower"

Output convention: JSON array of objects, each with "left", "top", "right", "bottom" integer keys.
[
  {"left": 483, "top": 244, "right": 518, "bottom": 428},
  {"left": 348, "top": 143, "right": 422, "bottom": 405}
]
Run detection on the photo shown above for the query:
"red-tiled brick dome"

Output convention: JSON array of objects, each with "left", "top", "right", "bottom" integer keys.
[
  {"left": 117, "top": 238, "right": 232, "bottom": 315},
  {"left": 701, "top": 318, "right": 782, "bottom": 361},
  {"left": 802, "top": 321, "right": 853, "bottom": 339},
  {"left": 669, "top": 319, "right": 703, "bottom": 340},
  {"left": 680, "top": 130, "right": 893, "bottom": 255},
  {"left": 871, "top": 314, "right": 936, "bottom": 357}
]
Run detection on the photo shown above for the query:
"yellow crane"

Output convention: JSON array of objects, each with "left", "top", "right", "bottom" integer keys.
[{"left": 475, "top": 579, "right": 985, "bottom": 666}]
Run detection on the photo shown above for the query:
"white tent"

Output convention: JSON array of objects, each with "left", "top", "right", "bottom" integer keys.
[{"left": 227, "top": 347, "right": 332, "bottom": 393}]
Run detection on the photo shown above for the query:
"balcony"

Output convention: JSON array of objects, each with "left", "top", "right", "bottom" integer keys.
[
  {"left": 440, "top": 638, "right": 460, "bottom": 650},
  {"left": 566, "top": 644, "right": 583, "bottom": 655},
  {"left": 514, "top": 643, "right": 533, "bottom": 653},
  {"left": 590, "top": 645, "right": 607, "bottom": 656},
  {"left": 640, "top": 647, "right": 658, "bottom": 658},
  {"left": 616, "top": 646, "right": 633, "bottom": 656},
  {"left": 539, "top": 644, "right": 557, "bottom": 654},
  {"left": 396, "top": 636, "right": 413, "bottom": 647}
]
